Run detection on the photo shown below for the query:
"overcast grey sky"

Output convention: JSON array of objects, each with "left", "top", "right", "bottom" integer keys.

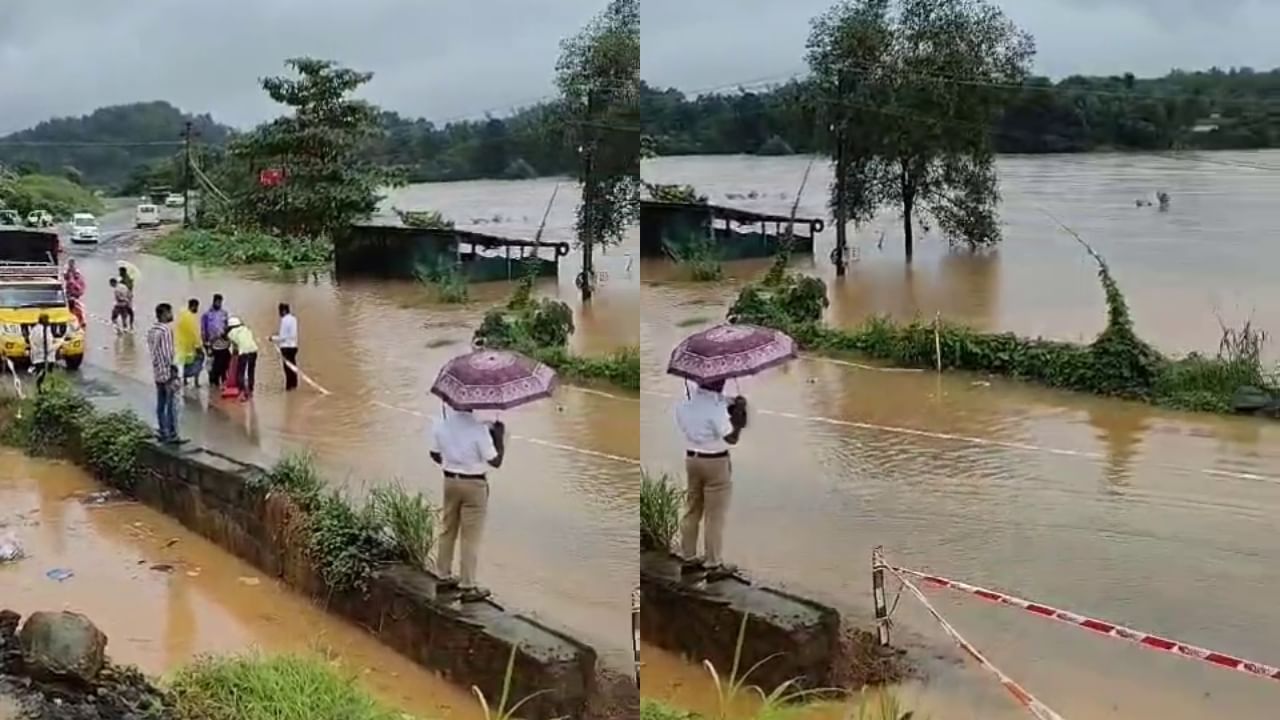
[
  {"left": 643, "top": 0, "right": 1280, "bottom": 94},
  {"left": 0, "top": 0, "right": 601, "bottom": 135}
]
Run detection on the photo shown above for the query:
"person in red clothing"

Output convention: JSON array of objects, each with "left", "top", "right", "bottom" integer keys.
[{"left": 63, "top": 259, "right": 87, "bottom": 329}]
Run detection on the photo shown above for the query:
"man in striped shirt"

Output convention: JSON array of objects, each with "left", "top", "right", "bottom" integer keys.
[{"left": 146, "top": 303, "right": 185, "bottom": 444}]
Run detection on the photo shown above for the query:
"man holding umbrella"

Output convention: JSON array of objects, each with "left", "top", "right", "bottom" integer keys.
[
  {"left": 668, "top": 323, "right": 796, "bottom": 580},
  {"left": 428, "top": 348, "right": 556, "bottom": 603}
]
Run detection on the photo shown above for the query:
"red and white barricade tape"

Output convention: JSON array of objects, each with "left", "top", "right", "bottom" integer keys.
[
  {"left": 883, "top": 563, "right": 1280, "bottom": 683},
  {"left": 885, "top": 566, "right": 1066, "bottom": 720}
]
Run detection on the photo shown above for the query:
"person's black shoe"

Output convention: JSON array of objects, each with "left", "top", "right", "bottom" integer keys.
[
  {"left": 436, "top": 576, "right": 460, "bottom": 592},
  {"left": 704, "top": 563, "right": 741, "bottom": 581},
  {"left": 680, "top": 558, "right": 706, "bottom": 574},
  {"left": 459, "top": 587, "right": 492, "bottom": 603},
  {"left": 163, "top": 437, "right": 189, "bottom": 446}
]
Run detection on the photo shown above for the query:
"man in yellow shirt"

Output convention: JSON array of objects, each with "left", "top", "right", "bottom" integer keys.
[
  {"left": 175, "top": 298, "right": 204, "bottom": 387},
  {"left": 226, "top": 316, "right": 259, "bottom": 402}
]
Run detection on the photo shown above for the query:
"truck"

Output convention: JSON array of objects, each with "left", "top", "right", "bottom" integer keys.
[{"left": 0, "top": 227, "right": 85, "bottom": 370}]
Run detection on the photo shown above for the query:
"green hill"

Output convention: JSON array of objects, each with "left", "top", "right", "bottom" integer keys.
[{"left": 0, "top": 101, "right": 234, "bottom": 190}]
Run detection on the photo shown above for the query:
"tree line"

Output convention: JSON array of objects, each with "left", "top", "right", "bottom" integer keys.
[
  {"left": 642, "top": 67, "right": 1280, "bottom": 158},
  {"left": 0, "top": 96, "right": 587, "bottom": 193}
]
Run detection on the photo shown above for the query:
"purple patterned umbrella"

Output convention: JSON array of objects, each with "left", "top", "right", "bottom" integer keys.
[
  {"left": 431, "top": 349, "right": 557, "bottom": 411},
  {"left": 667, "top": 323, "right": 797, "bottom": 384}
]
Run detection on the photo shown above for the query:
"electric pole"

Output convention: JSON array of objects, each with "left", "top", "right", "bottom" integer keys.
[{"left": 181, "top": 120, "right": 194, "bottom": 228}]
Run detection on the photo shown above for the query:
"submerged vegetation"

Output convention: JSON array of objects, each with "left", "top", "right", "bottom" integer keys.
[
  {"left": 150, "top": 228, "right": 332, "bottom": 269},
  {"left": 729, "top": 236, "right": 1278, "bottom": 415},
  {"left": 474, "top": 267, "right": 641, "bottom": 390},
  {"left": 414, "top": 259, "right": 471, "bottom": 303}
]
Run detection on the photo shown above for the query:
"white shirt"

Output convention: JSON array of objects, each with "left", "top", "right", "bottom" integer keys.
[
  {"left": 675, "top": 387, "right": 734, "bottom": 453},
  {"left": 430, "top": 409, "right": 499, "bottom": 476},
  {"left": 27, "top": 325, "right": 59, "bottom": 364},
  {"left": 274, "top": 313, "right": 298, "bottom": 349}
]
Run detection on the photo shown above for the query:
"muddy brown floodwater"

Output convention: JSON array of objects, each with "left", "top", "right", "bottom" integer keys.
[
  {"left": 640, "top": 153, "right": 1280, "bottom": 718},
  {"left": 0, "top": 449, "right": 483, "bottom": 718},
  {"left": 63, "top": 176, "right": 640, "bottom": 673}
]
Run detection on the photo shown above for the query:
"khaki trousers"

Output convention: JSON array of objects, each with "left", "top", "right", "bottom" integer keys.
[
  {"left": 436, "top": 476, "right": 489, "bottom": 587},
  {"left": 680, "top": 455, "right": 732, "bottom": 565}
]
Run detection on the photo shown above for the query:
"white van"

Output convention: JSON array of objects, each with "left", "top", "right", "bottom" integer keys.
[
  {"left": 68, "top": 213, "right": 100, "bottom": 244},
  {"left": 135, "top": 204, "right": 160, "bottom": 228},
  {"left": 164, "top": 192, "right": 185, "bottom": 208}
]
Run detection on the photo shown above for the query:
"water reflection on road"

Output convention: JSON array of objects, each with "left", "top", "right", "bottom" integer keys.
[
  {"left": 640, "top": 153, "right": 1280, "bottom": 718},
  {"left": 62, "top": 176, "right": 639, "bottom": 671}
]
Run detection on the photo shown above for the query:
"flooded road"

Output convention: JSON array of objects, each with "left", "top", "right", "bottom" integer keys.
[
  {"left": 0, "top": 449, "right": 482, "bottom": 718},
  {"left": 63, "top": 175, "right": 640, "bottom": 671},
  {"left": 640, "top": 153, "right": 1280, "bottom": 718}
]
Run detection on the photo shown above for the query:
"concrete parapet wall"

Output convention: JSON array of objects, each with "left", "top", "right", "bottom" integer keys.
[
  {"left": 131, "top": 442, "right": 596, "bottom": 719},
  {"left": 639, "top": 550, "right": 839, "bottom": 692}
]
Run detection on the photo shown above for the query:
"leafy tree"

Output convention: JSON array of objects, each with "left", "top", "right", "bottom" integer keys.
[
  {"left": 226, "top": 58, "right": 403, "bottom": 239},
  {"left": 556, "top": 0, "right": 640, "bottom": 301},
  {"left": 807, "top": 0, "right": 1033, "bottom": 262}
]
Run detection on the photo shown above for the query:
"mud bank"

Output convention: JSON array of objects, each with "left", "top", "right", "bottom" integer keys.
[{"left": 639, "top": 551, "right": 905, "bottom": 693}]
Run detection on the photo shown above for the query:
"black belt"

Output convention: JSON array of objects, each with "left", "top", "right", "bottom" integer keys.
[
  {"left": 444, "top": 471, "right": 488, "bottom": 480},
  {"left": 686, "top": 450, "right": 729, "bottom": 459}
]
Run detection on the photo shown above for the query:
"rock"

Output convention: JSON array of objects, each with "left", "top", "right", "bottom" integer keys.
[{"left": 18, "top": 612, "right": 107, "bottom": 683}]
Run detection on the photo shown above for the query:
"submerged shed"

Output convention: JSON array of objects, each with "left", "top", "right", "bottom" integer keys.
[
  {"left": 640, "top": 200, "right": 824, "bottom": 260},
  {"left": 334, "top": 224, "right": 570, "bottom": 282}
]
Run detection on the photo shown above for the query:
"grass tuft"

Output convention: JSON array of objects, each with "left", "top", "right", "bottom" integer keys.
[
  {"left": 167, "top": 652, "right": 406, "bottom": 720},
  {"left": 640, "top": 470, "right": 682, "bottom": 552}
]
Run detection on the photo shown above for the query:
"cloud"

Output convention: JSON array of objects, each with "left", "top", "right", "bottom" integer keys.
[
  {"left": 0, "top": 0, "right": 603, "bottom": 134},
  {"left": 642, "top": 0, "right": 1280, "bottom": 94}
]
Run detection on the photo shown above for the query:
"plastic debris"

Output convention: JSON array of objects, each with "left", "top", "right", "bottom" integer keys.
[
  {"left": 45, "top": 568, "right": 74, "bottom": 582},
  {"left": 0, "top": 533, "right": 24, "bottom": 563}
]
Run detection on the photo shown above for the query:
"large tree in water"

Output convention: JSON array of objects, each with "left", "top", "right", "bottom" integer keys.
[
  {"left": 556, "top": 0, "right": 640, "bottom": 301},
  {"left": 807, "top": 0, "right": 1034, "bottom": 263}
]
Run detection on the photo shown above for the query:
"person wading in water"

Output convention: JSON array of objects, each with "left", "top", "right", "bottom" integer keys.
[
  {"left": 201, "top": 294, "right": 230, "bottom": 387},
  {"left": 429, "top": 406, "right": 506, "bottom": 602},
  {"left": 675, "top": 379, "right": 748, "bottom": 580}
]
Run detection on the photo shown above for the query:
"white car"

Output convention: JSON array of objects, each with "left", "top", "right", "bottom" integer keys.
[
  {"left": 26, "top": 210, "right": 53, "bottom": 228},
  {"left": 68, "top": 213, "right": 100, "bottom": 244},
  {"left": 135, "top": 204, "right": 161, "bottom": 228},
  {"left": 164, "top": 193, "right": 185, "bottom": 208}
]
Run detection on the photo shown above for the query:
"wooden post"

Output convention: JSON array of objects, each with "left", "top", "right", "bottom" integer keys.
[
  {"left": 632, "top": 588, "right": 641, "bottom": 687},
  {"left": 934, "top": 312, "right": 943, "bottom": 373},
  {"left": 872, "top": 546, "right": 890, "bottom": 646}
]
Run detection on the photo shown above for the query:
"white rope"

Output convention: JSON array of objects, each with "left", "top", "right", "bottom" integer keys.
[
  {"left": 369, "top": 400, "right": 638, "bottom": 466},
  {"left": 641, "top": 390, "right": 1279, "bottom": 484}
]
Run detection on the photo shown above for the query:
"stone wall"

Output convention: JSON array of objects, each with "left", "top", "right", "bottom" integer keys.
[
  {"left": 130, "top": 442, "right": 597, "bottom": 719},
  {"left": 639, "top": 550, "right": 840, "bottom": 692}
]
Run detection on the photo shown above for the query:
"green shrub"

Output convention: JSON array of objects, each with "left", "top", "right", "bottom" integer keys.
[
  {"left": 19, "top": 378, "right": 92, "bottom": 455},
  {"left": 640, "top": 470, "right": 683, "bottom": 552},
  {"left": 167, "top": 652, "right": 406, "bottom": 720},
  {"left": 664, "top": 230, "right": 722, "bottom": 282},
  {"left": 366, "top": 484, "right": 437, "bottom": 571},
  {"left": 727, "top": 231, "right": 1279, "bottom": 415},
  {"left": 414, "top": 260, "right": 470, "bottom": 304},
  {"left": 755, "top": 135, "right": 795, "bottom": 156},
  {"left": 394, "top": 207, "right": 455, "bottom": 230},
  {"left": 306, "top": 491, "right": 398, "bottom": 595},
  {"left": 530, "top": 345, "right": 640, "bottom": 391},
  {"left": 644, "top": 182, "right": 707, "bottom": 204},
  {"left": 259, "top": 452, "right": 324, "bottom": 508},
  {"left": 150, "top": 229, "right": 331, "bottom": 269},
  {"left": 80, "top": 410, "right": 154, "bottom": 489}
]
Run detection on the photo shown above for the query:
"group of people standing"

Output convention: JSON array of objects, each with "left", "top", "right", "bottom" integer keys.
[{"left": 143, "top": 295, "right": 301, "bottom": 443}]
